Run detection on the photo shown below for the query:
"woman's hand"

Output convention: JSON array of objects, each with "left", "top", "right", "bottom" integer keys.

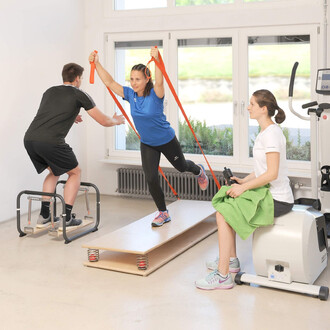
[
  {"left": 89, "top": 51, "right": 99, "bottom": 64},
  {"left": 226, "top": 183, "right": 247, "bottom": 198},
  {"left": 150, "top": 47, "right": 159, "bottom": 61},
  {"left": 231, "top": 176, "right": 244, "bottom": 184}
]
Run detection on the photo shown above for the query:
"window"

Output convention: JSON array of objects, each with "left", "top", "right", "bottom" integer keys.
[
  {"left": 106, "top": 26, "right": 316, "bottom": 170},
  {"left": 176, "top": 0, "right": 234, "bottom": 5},
  {"left": 114, "top": 0, "right": 166, "bottom": 10},
  {"left": 114, "top": 40, "right": 163, "bottom": 151},
  {"left": 177, "top": 37, "right": 233, "bottom": 156},
  {"left": 247, "top": 35, "right": 311, "bottom": 161}
]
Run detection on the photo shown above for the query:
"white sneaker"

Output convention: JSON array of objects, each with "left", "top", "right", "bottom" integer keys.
[
  {"left": 195, "top": 270, "right": 234, "bottom": 290},
  {"left": 206, "top": 257, "right": 240, "bottom": 273}
]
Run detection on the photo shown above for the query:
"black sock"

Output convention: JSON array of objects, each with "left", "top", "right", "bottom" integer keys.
[
  {"left": 40, "top": 201, "right": 50, "bottom": 218},
  {"left": 65, "top": 204, "right": 73, "bottom": 222}
]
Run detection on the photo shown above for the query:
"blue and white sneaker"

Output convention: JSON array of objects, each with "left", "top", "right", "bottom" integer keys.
[
  {"left": 206, "top": 257, "right": 240, "bottom": 273},
  {"left": 195, "top": 270, "right": 234, "bottom": 290}
]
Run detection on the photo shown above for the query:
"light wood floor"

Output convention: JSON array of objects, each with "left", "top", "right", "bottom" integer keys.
[{"left": 1, "top": 195, "right": 329, "bottom": 330}]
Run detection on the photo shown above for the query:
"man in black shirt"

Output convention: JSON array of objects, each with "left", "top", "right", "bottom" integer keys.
[{"left": 24, "top": 63, "right": 124, "bottom": 228}]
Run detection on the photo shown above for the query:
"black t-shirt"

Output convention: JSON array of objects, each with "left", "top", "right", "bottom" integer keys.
[{"left": 24, "top": 85, "right": 95, "bottom": 144}]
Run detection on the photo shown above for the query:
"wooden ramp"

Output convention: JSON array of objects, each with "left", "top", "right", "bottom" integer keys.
[{"left": 82, "top": 200, "right": 216, "bottom": 276}]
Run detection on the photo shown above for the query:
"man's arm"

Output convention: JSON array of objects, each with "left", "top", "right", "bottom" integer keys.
[{"left": 87, "top": 107, "right": 125, "bottom": 127}]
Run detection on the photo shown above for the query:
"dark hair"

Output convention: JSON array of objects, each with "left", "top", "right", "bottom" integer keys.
[
  {"left": 62, "top": 63, "right": 84, "bottom": 83},
  {"left": 131, "top": 64, "right": 153, "bottom": 97},
  {"left": 253, "top": 89, "right": 286, "bottom": 124}
]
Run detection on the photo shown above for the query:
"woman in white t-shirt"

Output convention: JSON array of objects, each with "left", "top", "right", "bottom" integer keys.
[{"left": 195, "top": 89, "right": 294, "bottom": 290}]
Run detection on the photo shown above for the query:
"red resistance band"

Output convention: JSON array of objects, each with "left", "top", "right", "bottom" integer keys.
[
  {"left": 90, "top": 53, "right": 179, "bottom": 199},
  {"left": 147, "top": 49, "right": 221, "bottom": 190},
  {"left": 89, "top": 50, "right": 98, "bottom": 84}
]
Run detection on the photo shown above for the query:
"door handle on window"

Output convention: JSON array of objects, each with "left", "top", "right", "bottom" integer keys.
[
  {"left": 233, "top": 101, "right": 238, "bottom": 115},
  {"left": 241, "top": 101, "right": 245, "bottom": 116}
]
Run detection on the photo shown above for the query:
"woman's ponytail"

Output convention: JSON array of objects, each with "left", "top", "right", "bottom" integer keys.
[
  {"left": 253, "top": 89, "right": 286, "bottom": 124},
  {"left": 275, "top": 107, "right": 286, "bottom": 124}
]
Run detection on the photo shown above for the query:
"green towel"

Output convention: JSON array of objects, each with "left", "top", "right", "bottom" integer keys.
[{"left": 212, "top": 185, "right": 274, "bottom": 240}]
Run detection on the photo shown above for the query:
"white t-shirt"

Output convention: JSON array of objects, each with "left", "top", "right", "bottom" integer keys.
[{"left": 253, "top": 124, "right": 294, "bottom": 203}]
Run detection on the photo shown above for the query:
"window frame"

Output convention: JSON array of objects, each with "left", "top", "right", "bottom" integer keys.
[
  {"left": 238, "top": 25, "right": 318, "bottom": 177},
  {"left": 103, "top": 24, "right": 318, "bottom": 177}
]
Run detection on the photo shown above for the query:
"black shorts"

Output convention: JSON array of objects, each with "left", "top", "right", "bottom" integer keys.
[{"left": 24, "top": 140, "right": 78, "bottom": 176}]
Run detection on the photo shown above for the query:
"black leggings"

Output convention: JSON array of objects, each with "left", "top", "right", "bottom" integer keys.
[{"left": 141, "top": 137, "right": 201, "bottom": 211}]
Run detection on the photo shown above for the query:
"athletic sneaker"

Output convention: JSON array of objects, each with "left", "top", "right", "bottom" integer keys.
[
  {"left": 36, "top": 214, "right": 60, "bottom": 228},
  {"left": 59, "top": 213, "right": 82, "bottom": 228},
  {"left": 152, "top": 210, "right": 171, "bottom": 227},
  {"left": 66, "top": 213, "right": 82, "bottom": 227},
  {"left": 206, "top": 257, "right": 240, "bottom": 273},
  {"left": 197, "top": 164, "right": 209, "bottom": 191},
  {"left": 195, "top": 270, "right": 234, "bottom": 290}
]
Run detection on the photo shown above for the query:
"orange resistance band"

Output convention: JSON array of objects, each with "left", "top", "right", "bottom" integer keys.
[
  {"left": 147, "top": 48, "right": 221, "bottom": 190},
  {"left": 90, "top": 53, "right": 179, "bottom": 199},
  {"left": 89, "top": 50, "right": 98, "bottom": 84}
]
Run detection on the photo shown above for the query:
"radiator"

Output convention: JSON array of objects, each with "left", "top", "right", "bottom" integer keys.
[{"left": 117, "top": 167, "right": 225, "bottom": 201}]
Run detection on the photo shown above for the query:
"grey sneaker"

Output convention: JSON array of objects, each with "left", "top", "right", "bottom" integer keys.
[
  {"left": 59, "top": 213, "right": 82, "bottom": 229},
  {"left": 195, "top": 270, "right": 234, "bottom": 290},
  {"left": 66, "top": 213, "right": 82, "bottom": 227},
  {"left": 206, "top": 257, "right": 240, "bottom": 273},
  {"left": 36, "top": 214, "right": 60, "bottom": 228}
]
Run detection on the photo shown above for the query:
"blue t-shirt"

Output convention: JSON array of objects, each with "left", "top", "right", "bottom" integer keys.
[{"left": 123, "top": 86, "right": 175, "bottom": 146}]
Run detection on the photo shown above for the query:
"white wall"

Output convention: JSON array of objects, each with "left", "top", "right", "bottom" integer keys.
[{"left": 0, "top": 0, "right": 86, "bottom": 222}]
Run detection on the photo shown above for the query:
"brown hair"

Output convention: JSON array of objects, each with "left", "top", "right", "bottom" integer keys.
[
  {"left": 62, "top": 63, "right": 84, "bottom": 83},
  {"left": 253, "top": 89, "right": 286, "bottom": 124},
  {"left": 131, "top": 64, "right": 153, "bottom": 97}
]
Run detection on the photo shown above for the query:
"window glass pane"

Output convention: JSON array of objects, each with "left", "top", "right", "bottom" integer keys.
[
  {"left": 248, "top": 35, "right": 311, "bottom": 161},
  {"left": 244, "top": 0, "right": 288, "bottom": 2},
  {"left": 115, "top": 0, "right": 166, "bottom": 10},
  {"left": 244, "top": 0, "right": 274, "bottom": 2},
  {"left": 114, "top": 40, "right": 163, "bottom": 151},
  {"left": 176, "top": 0, "right": 233, "bottom": 5},
  {"left": 178, "top": 37, "right": 233, "bottom": 156}
]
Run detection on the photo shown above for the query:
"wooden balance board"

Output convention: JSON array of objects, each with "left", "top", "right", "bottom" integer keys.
[
  {"left": 82, "top": 200, "right": 216, "bottom": 276},
  {"left": 48, "top": 219, "right": 94, "bottom": 237},
  {"left": 24, "top": 219, "right": 94, "bottom": 237}
]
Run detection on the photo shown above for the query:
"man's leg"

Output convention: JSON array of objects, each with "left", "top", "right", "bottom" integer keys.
[
  {"left": 63, "top": 166, "right": 82, "bottom": 226},
  {"left": 39, "top": 168, "right": 59, "bottom": 218},
  {"left": 63, "top": 166, "right": 81, "bottom": 205},
  {"left": 43, "top": 167, "right": 60, "bottom": 194},
  {"left": 37, "top": 168, "right": 60, "bottom": 226}
]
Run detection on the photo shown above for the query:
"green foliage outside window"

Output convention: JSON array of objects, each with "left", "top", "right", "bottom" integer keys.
[
  {"left": 126, "top": 119, "right": 310, "bottom": 161},
  {"left": 176, "top": 0, "right": 233, "bottom": 5}
]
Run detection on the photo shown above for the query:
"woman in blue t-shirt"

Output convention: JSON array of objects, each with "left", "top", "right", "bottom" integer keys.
[{"left": 89, "top": 47, "right": 209, "bottom": 227}]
